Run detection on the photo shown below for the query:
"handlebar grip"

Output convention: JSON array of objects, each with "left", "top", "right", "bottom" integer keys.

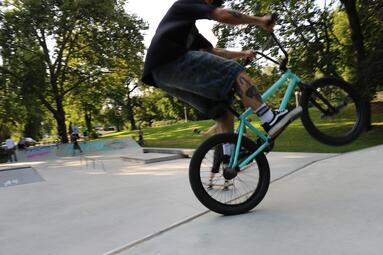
[{"left": 267, "top": 13, "right": 278, "bottom": 26}]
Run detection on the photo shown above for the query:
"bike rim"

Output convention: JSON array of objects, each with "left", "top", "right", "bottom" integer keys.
[
  {"left": 198, "top": 143, "right": 262, "bottom": 206},
  {"left": 306, "top": 84, "right": 360, "bottom": 139}
]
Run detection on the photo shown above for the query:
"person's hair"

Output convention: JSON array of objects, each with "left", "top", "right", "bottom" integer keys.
[{"left": 211, "top": 0, "right": 224, "bottom": 7}]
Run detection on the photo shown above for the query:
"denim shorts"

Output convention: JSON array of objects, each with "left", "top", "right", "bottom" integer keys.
[{"left": 152, "top": 51, "right": 244, "bottom": 118}]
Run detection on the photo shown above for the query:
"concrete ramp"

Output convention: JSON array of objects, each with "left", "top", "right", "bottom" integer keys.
[
  {"left": 0, "top": 166, "right": 44, "bottom": 188},
  {"left": 13, "top": 138, "right": 189, "bottom": 165},
  {"left": 16, "top": 145, "right": 59, "bottom": 163},
  {"left": 57, "top": 137, "right": 142, "bottom": 156},
  {"left": 70, "top": 137, "right": 188, "bottom": 164}
]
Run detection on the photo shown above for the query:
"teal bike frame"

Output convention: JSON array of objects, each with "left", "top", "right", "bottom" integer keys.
[{"left": 229, "top": 69, "right": 301, "bottom": 170}]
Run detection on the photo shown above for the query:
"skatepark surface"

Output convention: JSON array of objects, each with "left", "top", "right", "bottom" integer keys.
[{"left": 1, "top": 143, "right": 382, "bottom": 255}]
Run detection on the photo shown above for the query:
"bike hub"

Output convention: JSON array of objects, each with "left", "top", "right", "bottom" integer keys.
[{"left": 223, "top": 167, "right": 239, "bottom": 180}]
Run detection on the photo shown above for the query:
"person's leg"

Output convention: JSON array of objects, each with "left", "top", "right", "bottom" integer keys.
[
  {"left": 234, "top": 71, "right": 302, "bottom": 138},
  {"left": 9, "top": 149, "right": 15, "bottom": 163},
  {"left": 235, "top": 71, "right": 279, "bottom": 129},
  {"left": 13, "top": 149, "right": 17, "bottom": 162},
  {"left": 194, "top": 112, "right": 232, "bottom": 136},
  {"left": 7, "top": 150, "right": 13, "bottom": 163},
  {"left": 235, "top": 72, "right": 264, "bottom": 109},
  {"left": 215, "top": 110, "right": 234, "bottom": 134}
]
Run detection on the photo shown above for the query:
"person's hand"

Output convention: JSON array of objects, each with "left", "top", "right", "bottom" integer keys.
[
  {"left": 260, "top": 15, "right": 275, "bottom": 32},
  {"left": 241, "top": 50, "right": 256, "bottom": 60}
]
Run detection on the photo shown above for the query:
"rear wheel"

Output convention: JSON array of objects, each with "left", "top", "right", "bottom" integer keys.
[
  {"left": 189, "top": 133, "right": 270, "bottom": 215},
  {"left": 300, "top": 78, "right": 365, "bottom": 146}
]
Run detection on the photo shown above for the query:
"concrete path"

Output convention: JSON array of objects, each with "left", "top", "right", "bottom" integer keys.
[
  {"left": 116, "top": 145, "right": 383, "bottom": 255},
  {"left": 0, "top": 146, "right": 381, "bottom": 255}
]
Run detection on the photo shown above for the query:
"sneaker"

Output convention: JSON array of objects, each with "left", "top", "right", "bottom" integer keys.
[{"left": 262, "top": 106, "right": 303, "bottom": 138}]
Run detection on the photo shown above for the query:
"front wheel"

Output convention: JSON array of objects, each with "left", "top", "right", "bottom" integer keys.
[
  {"left": 189, "top": 133, "right": 270, "bottom": 215},
  {"left": 300, "top": 78, "right": 366, "bottom": 146}
]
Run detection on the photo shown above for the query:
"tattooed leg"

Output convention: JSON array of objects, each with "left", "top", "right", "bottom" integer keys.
[{"left": 234, "top": 71, "right": 264, "bottom": 110}]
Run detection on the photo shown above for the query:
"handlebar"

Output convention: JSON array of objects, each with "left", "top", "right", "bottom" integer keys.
[{"left": 244, "top": 14, "right": 289, "bottom": 72}]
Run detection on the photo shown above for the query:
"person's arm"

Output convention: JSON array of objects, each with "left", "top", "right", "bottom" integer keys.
[
  {"left": 206, "top": 48, "right": 256, "bottom": 60},
  {"left": 211, "top": 9, "right": 274, "bottom": 32}
]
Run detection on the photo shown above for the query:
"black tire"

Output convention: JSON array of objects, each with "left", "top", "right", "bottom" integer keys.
[
  {"left": 300, "top": 77, "right": 365, "bottom": 146},
  {"left": 189, "top": 133, "right": 270, "bottom": 215}
]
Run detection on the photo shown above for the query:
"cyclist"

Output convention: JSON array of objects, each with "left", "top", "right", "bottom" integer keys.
[{"left": 142, "top": 0, "right": 302, "bottom": 143}]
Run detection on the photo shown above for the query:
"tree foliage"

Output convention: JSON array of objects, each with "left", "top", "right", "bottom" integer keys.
[{"left": 1, "top": 0, "right": 382, "bottom": 141}]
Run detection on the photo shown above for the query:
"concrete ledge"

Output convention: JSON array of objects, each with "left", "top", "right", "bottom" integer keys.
[
  {"left": 120, "top": 154, "right": 185, "bottom": 164},
  {"left": 143, "top": 148, "right": 194, "bottom": 158}
]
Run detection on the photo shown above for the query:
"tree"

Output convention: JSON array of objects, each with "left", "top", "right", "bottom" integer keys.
[
  {"left": 0, "top": 66, "right": 23, "bottom": 140},
  {"left": 339, "top": 0, "right": 383, "bottom": 129},
  {"left": 17, "top": 50, "right": 48, "bottom": 139},
  {"left": 100, "top": 76, "right": 140, "bottom": 131},
  {"left": 214, "top": 0, "right": 343, "bottom": 82},
  {"left": 0, "top": 0, "right": 146, "bottom": 142},
  {"left": 133, "top": 87, "right": 204, "bottom": 127}
]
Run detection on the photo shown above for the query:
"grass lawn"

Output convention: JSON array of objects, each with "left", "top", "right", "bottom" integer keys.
[{"left": 100, "top": 113, "right": 383, "bottom": 153}]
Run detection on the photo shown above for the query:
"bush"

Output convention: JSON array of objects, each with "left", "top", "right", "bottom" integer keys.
[
  {"left": 89, "top": 131, "right": 101, "bottom": 139},
  {"left": 136, "top": 121, "right": 151, "bottom": 128}
]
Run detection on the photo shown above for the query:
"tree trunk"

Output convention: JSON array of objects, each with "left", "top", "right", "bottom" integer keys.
[
  {"left": 341, "top": 0, "right": 372, "bottom": 130},
  {"left": 85, "top": 112, "right": 92, "bottom": 133},
  {"left": 56, "top": 99, "right": 68, "bottom": 143},
  {"left": 341, "top": 0, "right": 366, "bottom": 65},
  {"left": 364, "top": 100, "right": 372, "bottom": 130},
  {"left": 23, "top": 116, "right": 42, "bottom": 140},
  {"left": 126, "top": 95, "right": 137, "bottom": 130}
]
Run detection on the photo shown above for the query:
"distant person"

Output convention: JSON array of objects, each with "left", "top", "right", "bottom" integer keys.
[
  {"left": 71, "top": 132, "right": 83, "bottom": 156},
  {"left": 17, "top": 138, "right": 26, "bottom": 150},
  {"left": 73, "top": 125, "right": 80, "bottom": 137},
  {"left": 5, "top": 137, "right": 17, "bottom": 162},
  {"left": 137, "top": 128, "right": 144, "bottom": 146}
]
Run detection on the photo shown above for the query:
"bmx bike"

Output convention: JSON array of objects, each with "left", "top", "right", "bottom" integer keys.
[{"left": 189, "top": 32, "right": 366, "bottom": 215}]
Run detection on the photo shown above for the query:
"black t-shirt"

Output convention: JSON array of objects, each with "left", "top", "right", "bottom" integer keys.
[{"left": 141, "top": 0, "right": 217, "bottom": 86}]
